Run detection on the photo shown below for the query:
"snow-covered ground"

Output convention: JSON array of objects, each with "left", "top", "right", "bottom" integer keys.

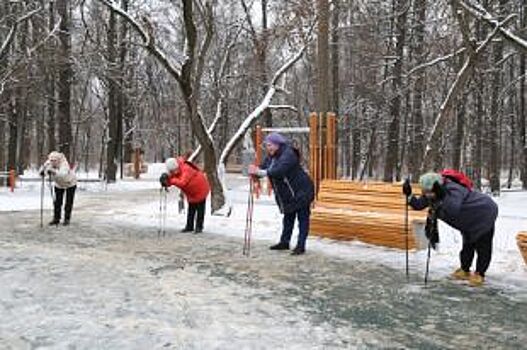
[
  {"left": 2, "top": 166, "right": 527, "bottom": 296},
  {"left": 2, "top": 167, "right": 527, "bottom": 348}
]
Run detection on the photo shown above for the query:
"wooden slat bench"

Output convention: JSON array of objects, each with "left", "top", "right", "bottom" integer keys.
[{"left": 310, "top": 180, "right": 428, "bottom": 250}]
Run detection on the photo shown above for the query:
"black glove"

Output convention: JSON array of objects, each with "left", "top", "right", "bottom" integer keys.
[
  {"left": 47, "top": 169, "right": 54, "bottom": 176},
  {"left": 425, "top": 207, "right": 440, "bottom": 250},
  {"left": 402, "top": 178, "right": 412, "bottom": 197},
  {"left": 159, "top": 173, "right": 169, "bottom": 187},
  {"left": 39, "top": 170, "right": 45, "bottom": 177}
]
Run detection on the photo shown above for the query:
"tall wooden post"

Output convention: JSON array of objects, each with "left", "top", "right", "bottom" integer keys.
[
  {"left": 309, "top": 113, "right": 320, "bottom": 197},
  {"left": 133, "top": 148, "right": 140, "bottom": 179}
]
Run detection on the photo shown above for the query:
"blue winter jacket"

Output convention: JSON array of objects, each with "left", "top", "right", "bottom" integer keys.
[
  {"left": 409, "top": 181, "right": 498, "bottom": 243},
  {"left": 260, "top": 144, "right": 315, "bottom": 213}
]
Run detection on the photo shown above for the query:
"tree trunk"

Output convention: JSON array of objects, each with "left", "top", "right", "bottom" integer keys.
[
  {"left": 453, "top": 52, "right": 467, "bottom": 171},
  {"left": 331, "top": 0, "right": 340, "bottom": 114},
  {"left": 7, "top": 98, "right": 17, "bottom": 176},
  {"left": 489, "top": 1, "right": 506, "bottom": 193},
  {"left": 116, "top": 0, "right": 129, "bottom": 178},
  {"left": 316, "top": 0, "right": 330, "bottom": 113},
  {"left": 521, "top": 0, "right": 527, "bottom": 189},
  {"left": 47, "top": 0, "right": 56, "bottom": 153},
  {"left": 409, "top": 0, "right": 426, "bottom": 181},
  {"left": 383, "top": 0, "right": 407, "bottom": 182},
  {"left": 507, "top": 59, "right": 515, "bottom": 188},
  {"left": 106, "top": 9, "right": 118, "bottom": 182},
  {"left": 56, "top": 0, "right": 72, "bottom": 159}
]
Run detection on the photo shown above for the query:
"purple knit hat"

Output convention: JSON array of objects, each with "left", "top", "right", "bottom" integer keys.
[{"left": 264, "top": 132, "right": 287, "bottom": 146}]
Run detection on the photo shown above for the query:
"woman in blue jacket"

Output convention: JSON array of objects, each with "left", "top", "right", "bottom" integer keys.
[{"left": 249, "top": 133, "right": 315, "bottom": 255}]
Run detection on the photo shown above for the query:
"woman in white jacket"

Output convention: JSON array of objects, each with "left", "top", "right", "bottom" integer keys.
[{"left": 40, "top": 151, "right": 77, "bottom": 226}]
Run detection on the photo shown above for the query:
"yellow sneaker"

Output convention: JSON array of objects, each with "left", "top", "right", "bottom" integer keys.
[
  {"left": 468, "top": 272, "right": 485, "bottom": 287},
  {"left": 451, "top": 268, "right": 470, "bottom": 280}
]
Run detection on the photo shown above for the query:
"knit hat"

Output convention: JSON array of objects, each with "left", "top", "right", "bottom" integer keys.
[
  {"left": 264, "top": 132, "right": 287, "bottom": 146},
  {"left": 419, "top": 172, "right": 443, "bottom": 191},
  {"left": 165, "top": 158, "right": 179, "bottom": 172},
  {"left": 48, "top": 151, "right": 64, "bottom": 162}
]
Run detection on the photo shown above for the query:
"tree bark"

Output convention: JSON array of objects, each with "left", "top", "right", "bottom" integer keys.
[
  {"left": 489, "top": 0, "right": 506, "bottom": 193},
  {"left": 521, "top": 0, "right": 527, "bottom": 189},
  {"left": 56, "top": 0, "right": 72, "bottom": 159},
  {"left": 409, "top": 0, "right": 427, "bottom": 181},
  {"left": 47, "top": 0, "right": 56, "bottom": 153},
  {"left": 106, "top": 9, "right": 118, "bottom": 181},
  {"left": 316, "top": 0, "right": 330, "bottom": 113},
  {"left": 383, "top": 0, "right": 407, "bottom": 182}
]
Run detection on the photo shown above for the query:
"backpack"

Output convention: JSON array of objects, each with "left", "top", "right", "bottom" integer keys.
[{"left": 440, "top": 169, "right": 473, "bottom": 191}]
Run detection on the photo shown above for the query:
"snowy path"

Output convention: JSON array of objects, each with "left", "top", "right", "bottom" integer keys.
[{"left": 1, "top": 190, "right": 526, "bottom": 349}]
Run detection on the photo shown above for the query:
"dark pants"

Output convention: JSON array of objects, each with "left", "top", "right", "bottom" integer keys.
[
  {"left": 460, "top": 228, "right": 494, "bottom": 276},
  {"left": 186, "top": 200, "right": 206, "bottom": 230},
  {"left": 54, "top": 185, "right": 77, "bottom": 221},
  {"left": 280, "top": 205, "right": 311, "bottom": 249}
]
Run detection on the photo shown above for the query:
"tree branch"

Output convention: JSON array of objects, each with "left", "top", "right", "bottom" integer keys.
[
  {"left": 420, "top": 13, "right": 507, "bottom": 171},
  {"left": 97, "top": 0, "right": 184, "bottom": 84},
  {"left": 457, "top": 0, "right": 527, "bottom": 52},
  {"left": 0, "top": 7, "right": 42, "bottom": 62},
  {"left": 219, "top": 37, "right": 311, "bottom": 166}
]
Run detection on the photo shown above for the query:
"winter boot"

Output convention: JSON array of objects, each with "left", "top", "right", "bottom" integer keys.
[
  {"left": 451, "top": 268, "right": 470, "bottom": 281},
  {"left": 49, "top": 219, "right": 60, "bottom": 226},
  {"left": 63, "top": 219, "right": 70, "bottom": 226},
  {"left": 468, "top": 272, "right": 485, "bottom": 287},
  {"left": 269, "top": 242, "right": 290, "bottom": 250},
  {"left": 180, "top": 227, "right": 194, "bottom": 233},
  {"left": 194, "top": 227, "right": 203, "bottom": 234},
  {"left": 291, "top": 246, "right": 305, "bottom": 255}
]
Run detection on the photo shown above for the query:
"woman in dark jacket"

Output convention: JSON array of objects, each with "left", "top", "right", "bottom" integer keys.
[
  {"left": 249, "top": 133, "right": 315, "bottom": 255},
  {"left": 404, "top": 172, "right": 499, "bottom": 286}
]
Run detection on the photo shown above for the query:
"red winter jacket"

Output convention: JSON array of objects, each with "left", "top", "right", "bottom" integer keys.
[{"left": 167, "top": 157, "right": 210, "bottom": 203}]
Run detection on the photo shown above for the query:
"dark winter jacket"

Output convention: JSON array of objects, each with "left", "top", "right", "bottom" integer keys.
[
  {"left": 409, "top": 181, "right": 498, "bottom": 243},
  {"left": 261, "top": 144, "right": 315, "bottom": 213}
]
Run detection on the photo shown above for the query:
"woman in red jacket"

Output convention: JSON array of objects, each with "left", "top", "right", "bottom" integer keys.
[{"left": 160, "top": 157, "right": 210, "bottom": 233}]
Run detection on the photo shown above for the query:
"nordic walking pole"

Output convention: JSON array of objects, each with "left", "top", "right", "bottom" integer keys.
[
  {"left": 162, "top": 188, "right": 168, "bottom": 237},
  {"left": 158, "top": 187, "right": 163, "bottom": 237},
  {"left": 40, "top": 174, "right": 45, "bottom": 228},
  {"left": 243, "top": 177, "right": 254, "bottom": 256},
  {"left": 48, "top": 174, "right": 57, "bottom": 226},
  {"left": 405, "top": 192, "right": 410, "bottom": 281},
  {"left": 424, "top": 241, "right": 432, "bottom": 286},
  {"left": 403, "top": 178, "right": 411, "bottom": 281}
]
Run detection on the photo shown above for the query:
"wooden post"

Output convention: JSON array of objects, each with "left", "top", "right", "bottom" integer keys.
[
  {"left": 309, "top": 113, "right": 320, "bottom": 197},
  {"left": 255, "top": 125, "right": 263, "bottom": 166},
  {"left": 327, "top": 113, "right": 337, "bottom": 179},
  {"left": 9, "top": 169, "right": 15, "bottom": 192},
  {"left": 253, "top": 125, "right": 263, "bottom": 198},
  {"left": 133, "top": 148, "right": 141, "bottom": 179}
]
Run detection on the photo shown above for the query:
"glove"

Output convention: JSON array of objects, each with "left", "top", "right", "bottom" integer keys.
[
  {"left": 39, "top": 170, "right": 45, "bottom": 177},
  {"left": 47, "top": 169, "right": 55, "bottom": 176},
  {"left": 402, "top": 179, "right": 412, "bottom": 197},
  {"left": 159, "top": 173, "right": 169, "bottom": 187},
  {"left": 425, "top": 208, "right": 440, "bottom": 250}
]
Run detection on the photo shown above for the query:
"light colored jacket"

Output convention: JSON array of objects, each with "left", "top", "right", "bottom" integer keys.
[{"left": 40, "top": 152, "right": 77, "bottom": 189}]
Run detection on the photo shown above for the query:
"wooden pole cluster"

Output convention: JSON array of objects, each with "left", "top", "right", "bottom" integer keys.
[{"left": 309, "top": 112, "right": 337, "bottom": 198}]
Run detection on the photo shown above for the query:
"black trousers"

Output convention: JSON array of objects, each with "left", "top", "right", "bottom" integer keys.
[
  {"left": 186, "top": 200, "right": 205, "bottom": 230},
  {"left": 54, "top": 186, "right": 77, "bottom": 221},
  {"left": 460, "top": 228, "right": 494, "bottom": 276}
]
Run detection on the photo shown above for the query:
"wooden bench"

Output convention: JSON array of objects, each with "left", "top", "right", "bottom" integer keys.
[
  {"left": 310, "top": 180, "right": 427, "bottom": 250},
  {"left": 517, "top": 232, "right": 527, "bottom": 266}
]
